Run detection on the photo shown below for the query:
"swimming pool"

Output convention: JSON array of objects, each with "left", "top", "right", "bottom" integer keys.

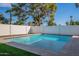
[{"left": 7, "top": 34, "right": 72, "bottom": 53}]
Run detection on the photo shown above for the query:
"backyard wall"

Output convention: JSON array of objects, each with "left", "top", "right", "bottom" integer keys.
[
  {"left": 0, "top": 24, "right": 30, "bottom": 36},
  {"left": 0, "top": 24, "right": 79, "bottom": 36},
  {"left": 31, "top": 26, "right": 79, "bottom": 35},
  {"left": 11, "top": 25, "right": 30, "bottom": 35},
  {"left": 0, "top": 24, "right": 10, "bottom": 36},
  {"left": 31, "top": 26, "right": 59, "bottom": 34}
]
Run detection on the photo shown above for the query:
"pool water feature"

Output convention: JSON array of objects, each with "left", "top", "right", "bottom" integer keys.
[{"left": 7, "top": 34, "right": 71, "bottom": 53}]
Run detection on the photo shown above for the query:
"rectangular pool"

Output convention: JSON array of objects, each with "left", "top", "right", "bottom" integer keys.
[{"left": 7, "top": 34, "right": 72, "bottom": 53}]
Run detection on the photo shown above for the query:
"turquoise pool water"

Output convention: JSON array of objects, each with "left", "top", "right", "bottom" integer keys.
[{"left": 8, "top": 34, "right": 71, "bottom": 53}]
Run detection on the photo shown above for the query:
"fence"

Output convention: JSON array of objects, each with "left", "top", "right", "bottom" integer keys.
[
  {"left": 0, "top": 24, "right": 30, "bottom": 36},
  {"left": 0, "top": 24, "right": 79, "bottom": 36},
  {"left": 31, "top": 26, "right": 79, "bottom": 35}
]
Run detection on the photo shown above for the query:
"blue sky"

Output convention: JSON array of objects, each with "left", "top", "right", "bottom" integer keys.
[
  {"left": 55, "top": 3, "right": 79, "bottom": 25},
  {"left": 0, "top": 3, "right": 79, "bottom": 25},
  {"left": 0, "top": 3, "right": 11, "bottom": 18}
]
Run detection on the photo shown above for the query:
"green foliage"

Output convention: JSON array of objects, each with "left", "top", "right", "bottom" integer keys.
[
  {"left": 66, "top": 16, "right": 79, "bottom": 25},
  {"left": 28, "top": 22, "right": 34, "bottom": 26},
  {"left": 66, "top": 22, "right": 69, "bottom": 25},
  {"left": 0, "top": 13, "right": 9, "bottom": 24},
  {"left": 7, "top": 3, "right": 57, "bottom": 26},
  {"left": 48, "top": 14, "right": 56, "bottom": 26},
  {"left": 0, "top": 43, "right": 38, "bottom": 56},
  {"left": 70, "top": 20, "right": 74, "bottom": 25},
  {"left": 75, "top": 3, "right": 79, "bottom": 8},
  {"left": 5, "top": 8, "right": 13, "bottom": 24},
  {"left": 66, "top": 20, "right": 79, "bottom": 25},
  {"left": 29, "top": 3, "right": 57, "bottom": 26},
  {"left": 16, "top": 20, "right": 24, "bottom": 25},
  {"left": 6, "top": 3, "right": 27, "bottom": 25},
  {"left": 0, "top": 14, "right": 3, "bottom": 23},
  {"left": 75, "top": 21, "right": 79, "bottom": 25}
]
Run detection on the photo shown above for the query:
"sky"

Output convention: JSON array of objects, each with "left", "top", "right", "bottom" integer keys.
[
  {"left": 0, "top": 3, "right": 79, "bottom": 25},
  {"left": 55, "top": 3, "right": 79, "bottom": 25},
  {"left": 0, "top": 4, "right": 10, "bottom": 18}
]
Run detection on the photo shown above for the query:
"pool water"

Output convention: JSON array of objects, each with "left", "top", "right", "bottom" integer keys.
[{"left": 8, "top": 34, "right": 71, "bottom": 53}]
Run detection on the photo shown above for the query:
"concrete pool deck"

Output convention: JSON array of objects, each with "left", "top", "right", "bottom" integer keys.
[
  {"left": 60, "top": 38, "right": 79, "bottom": 56},
  {"left": 6, "top": 42, "right": 56, "bottom": 56},
  {"left": 0, "top": 34, "right": 28, "bottom": 43},
  {"left": 5, "top": 38, "right": 79, "bottom": 56},
  {"left": 0, "top": 35, "right": 79, "bottom": 56},
  {"left": 0, "top": 34, "right": 39, "bottom": 43}
]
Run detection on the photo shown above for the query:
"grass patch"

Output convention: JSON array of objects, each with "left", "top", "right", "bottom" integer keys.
[{"left": 0, "top": 43, "right": 39, "bottom": 56}]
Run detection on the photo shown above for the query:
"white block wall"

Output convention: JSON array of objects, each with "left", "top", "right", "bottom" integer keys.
[
  {"left": 31, "top": 26, "right": 79, "bottom": 35},
  {"left": 0, "top": 24, "right": 10, "bottom": 36},
  {"left": 31, "top": 26, "right": 59, "bottom": 34},
  {"left": 0, "top": 24, "right": 30, "bottom": 36},
  {"left": 0, "top": 24, "right": 79, "bottom": 36},
  {"left": 59, "top": 26, "right": 79, "bottom": 35},
  {"left": 11, "top": 25, "right": 30, "bottom": 35}
]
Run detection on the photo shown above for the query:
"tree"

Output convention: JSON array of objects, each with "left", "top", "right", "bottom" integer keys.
[
  {"left": 29, "top": 3, "right": 57, "bottom": 26},
  {"left": 0, "top": 13, "right": 8, "bottom": 24},
  {"left": 75, "top": 3, "right": 79, "bottom": 8},
  {"left": 6, "top": 3, "right": 27, "bottom": 25},
  {"left": 8, "top": 3, "right": 57, "bottom": 26},
  {"left": 66, "top": 22, "right": 69, "bottom": 25},
  {"left": 66, "top": 20, "right": 79, "bottom": 25},
  {"left": 15, "top": 20, "right": 24, "bottom": 25},
  {"left": 75, "top": 21, "right": 79, "bottom": 25},
  {"left": 5, "top": 9, "right": 13, "bottom": 24},
  {"left": 48, "top": 14, "right": 56, "bottom": 26},
  {"left": 66, "top": 4, "right": 79, "bottom": 25},
  {"left": 66, "top": 16, "right": 79, "bottom": 25},
  {"left": 0, "top": 14, "right": 4, "bottom": 23},
  {"left": 11, "top": 3, "right": 28, "bottom": 25},
  {"left": 28, "top": 22, "right": 34, "bottom": 26}
]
